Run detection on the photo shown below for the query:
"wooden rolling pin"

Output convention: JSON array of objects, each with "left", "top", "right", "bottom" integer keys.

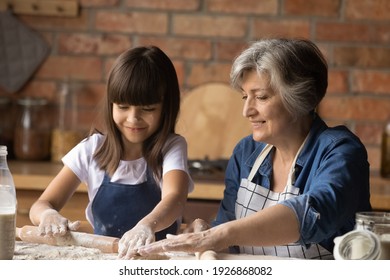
[
  {"left": 196, "top": 250, "right": 218, "bottom": 260},
  {"left": 16, "top": 225, "right": 119, "bottom": 253}
]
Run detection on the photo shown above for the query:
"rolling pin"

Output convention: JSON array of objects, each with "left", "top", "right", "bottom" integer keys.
[
  {"left": 196, "top": 250, "right": 218, "bottom": 260},
  {"left": 16, "top": 225, "right": 119, "bottom": 253}
]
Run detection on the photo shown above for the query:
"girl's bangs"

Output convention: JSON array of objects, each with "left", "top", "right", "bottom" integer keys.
[{"left": 109, "top": 60, "right": 164, "bottom": 106}]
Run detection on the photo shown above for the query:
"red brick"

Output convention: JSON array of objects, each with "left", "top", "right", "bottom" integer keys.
[
  {"left": 371, "top": 24, "right": 390, "bottom": 43},
  {"left": 318, "top": 96, "right": 390, "bottom": 121},
  {"left": 367, "top": 146, "right": 381, "bottom": 172},
  {"left": 284, "top": 0, "right": 340, "bottom": 16},
  {"left": 125, "top": 0, "right": 200, "bottom": 10},
  {"left": 345, "top": 0, "right": 390, "bottom": 21},
  {"left": 172, "top": 60, "right": 185, "bottom": 89},
  {"left": 58, "top": 33, "right": 132, "bottom": 55},
  {"left": 355, "top": 123, "right": 384, "bottom": 146},
  {"left": 16, "top": 81, "right": 58, "bottom": 103},
  {"left": 333, "top": 47, "right": 390, "bottom": 68},
  {"left": 252, "top": 19, "right": 310, "bottom": 39},
  {"left": 316, "top": 22, "right": 371, "bottom": 42},
  {"left": 352, "top": 71, "right": 390, "bottom": 95},
  {"left": 104, "top": 58, "right": 117, "bottom": 80},
  {"left": 72, "top": 82, "right": 106, "bottom": 108},
  {"left": 207, "top": 0, "right": 277, "bottom": 15},
  {"left": 138, "top": 37, "right": 212, "bottom": 60},
  {"left": 327, "top": 70, "right": 349, "bottom": 94},
  {"left": 215, "top": 41, "right": 249, "bottom": 61},
  {"left": 187, "top": 63, "right": 232, "bottom": 87},
  {"left": 95, "top": 11, "right": 168, "bottom": 34},
  {"left": 173, "top": 15, "right": 247, "bottom": 38},
  {"left": 36, "top": 56, "right": 103, "bottom": 81}
]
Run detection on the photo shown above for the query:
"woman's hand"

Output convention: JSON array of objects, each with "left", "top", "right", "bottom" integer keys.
[
  {"left": 38, "top": 209, "right": 80, "bottom": 237},
  {"left": 137, "top": 226, "right": 225, "bottom": 257},
  {"left": 118, "top": 224, "right": 155, "bottom": 259}
]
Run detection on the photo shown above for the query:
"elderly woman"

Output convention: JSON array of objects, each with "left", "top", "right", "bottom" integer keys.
[{"left": 138, "top": 38, "right": 371, "bottom": 259}]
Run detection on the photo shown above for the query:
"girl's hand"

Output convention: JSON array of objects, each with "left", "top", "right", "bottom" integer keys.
[
  {"left": 118, "top": 224, "right": 155, "bottom": 259},
  {"left": 182, "top": 218, "right": 210, "bottom": 233},
  {"left": 38, "top": 209, "right": 80, "bottom": 237}
]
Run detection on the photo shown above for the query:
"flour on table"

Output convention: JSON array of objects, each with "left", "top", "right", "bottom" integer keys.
[
  {"left": 14, "top": 241, "right": 117, "bottom": 260},
  {"left": 13, "top": 241, "right": 186, "bottom": 260}
]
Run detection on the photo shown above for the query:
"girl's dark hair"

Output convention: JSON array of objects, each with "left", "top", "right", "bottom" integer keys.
[{"left": 93, "top": 46, "right": 180, "bottom": 179}]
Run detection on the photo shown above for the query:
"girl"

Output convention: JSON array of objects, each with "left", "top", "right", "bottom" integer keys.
[{"left": 29, "top": 46, "right": 194, "bottom": 259}]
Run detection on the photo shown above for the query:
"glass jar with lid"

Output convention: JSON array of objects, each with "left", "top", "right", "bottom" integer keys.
[
  {"left": 334, "top": 212, "right": 390, "bottom": 260},
  {"left": 51, "top": 81, "right": 82, "bottom": 162},
  {"left": 14, "top": 97, "right": 51, "bottom": 161}
]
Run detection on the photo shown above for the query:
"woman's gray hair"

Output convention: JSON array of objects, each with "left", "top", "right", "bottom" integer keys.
[{"left": 230, "top": 38, "right": 328, "bottom": 120}]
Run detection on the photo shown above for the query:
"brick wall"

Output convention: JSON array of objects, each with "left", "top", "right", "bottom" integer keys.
[{"left": 1, "top": 0, "right": 390, "bottom": 174}]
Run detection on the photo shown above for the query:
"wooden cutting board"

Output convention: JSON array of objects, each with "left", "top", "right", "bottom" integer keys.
[{"left": 176, "top": 83, "right": 252, "bottom": 160}]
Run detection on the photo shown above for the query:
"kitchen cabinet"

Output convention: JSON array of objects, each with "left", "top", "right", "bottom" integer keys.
[{"left": 9, "top": 161, "right": 390, "bottom": 229}]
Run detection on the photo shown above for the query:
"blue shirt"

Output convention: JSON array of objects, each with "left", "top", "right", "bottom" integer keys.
[{"left": 212, "top": 114, "right": 371, "bottom": 252}]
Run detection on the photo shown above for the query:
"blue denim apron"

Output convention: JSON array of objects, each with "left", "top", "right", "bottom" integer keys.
[{"left": 91, "top": 169, "right": 177, "bottom": 240}]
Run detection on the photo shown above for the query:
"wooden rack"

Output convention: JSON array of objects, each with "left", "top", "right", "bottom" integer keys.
[{"left": 0, "top": 0, "right": 79, "bottom": 17}]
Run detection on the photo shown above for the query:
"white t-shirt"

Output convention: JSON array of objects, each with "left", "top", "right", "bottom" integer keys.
[{"left": 62, "top": 133, "right": 194, "bottom": 225}]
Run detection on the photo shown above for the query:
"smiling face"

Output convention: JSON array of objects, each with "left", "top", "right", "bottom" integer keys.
[
  {"left": 113, "top": 103, "right": 162, "bottom": 157},
  {"left": 240, "top": 70, "right": 295, "bottom": 146}
]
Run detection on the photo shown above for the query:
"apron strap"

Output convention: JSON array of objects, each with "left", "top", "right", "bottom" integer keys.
[
  {"left": 248, "top": 144, "right": 273, "bottom": 181},
  {"left": 248, "top": 135, "right": 309, "bottom": 184}
]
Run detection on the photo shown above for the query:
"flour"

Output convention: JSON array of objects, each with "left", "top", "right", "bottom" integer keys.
[
  {"left": 14, "top": 241, "right": 117, "bottom": 260},
  {"left": 13, "top": 241, "right": 174, "bottom": 260}
]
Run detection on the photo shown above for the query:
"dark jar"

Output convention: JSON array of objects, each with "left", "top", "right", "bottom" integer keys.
[
  {"left": 380, "top": 122, "right": 390, "bottom": 178},
  {"left": 14, "top": 97, "right": 51, "bottom": 161},
  {"left": 0, "top": 96, "right": 15, "bottom": 158}
]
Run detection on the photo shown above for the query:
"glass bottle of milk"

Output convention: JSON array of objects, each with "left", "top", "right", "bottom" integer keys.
[{"left": 0, "top": 145, "right": 17, "bottom": 260}]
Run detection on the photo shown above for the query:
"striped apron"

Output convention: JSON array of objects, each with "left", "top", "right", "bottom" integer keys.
[{"left": 235, "top": 143, "right": 333, "bottom": 259}]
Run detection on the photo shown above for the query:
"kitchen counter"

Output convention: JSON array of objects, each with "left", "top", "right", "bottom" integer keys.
[{"left": 8, "top": 161, "right": 390, "bottom": 228}]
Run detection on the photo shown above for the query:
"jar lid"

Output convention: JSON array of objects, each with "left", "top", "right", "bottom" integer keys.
[
  {"left": 333, "top": 230, "right": 381, "bottom": 260},
  {"left": 356, "top": 212, "right": 390, "bottom": 231},
  {"left": 17, "top": 97, "right": 48, "bottom": 106},
  {"left": 0, "top": 145, "right": 7, "bottom": 156}
]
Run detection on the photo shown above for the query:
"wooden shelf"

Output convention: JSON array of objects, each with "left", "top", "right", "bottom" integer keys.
[{"left": 0, "top": 0, "right": 79, "bottom": 17}]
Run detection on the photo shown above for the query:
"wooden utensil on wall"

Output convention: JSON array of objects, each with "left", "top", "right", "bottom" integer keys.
[{"left": 176, "top": 83, "right": 252, "bottom": 160}]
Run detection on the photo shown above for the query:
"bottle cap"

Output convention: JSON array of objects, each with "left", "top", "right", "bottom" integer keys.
[{"left": 0, "top": 145, "right": 7, "bottom": 156}]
